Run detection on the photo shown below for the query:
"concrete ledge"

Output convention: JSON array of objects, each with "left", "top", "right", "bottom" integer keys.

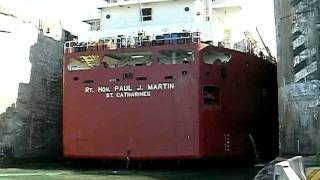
[
  {"left": 273, "top": 156, "right": 306, "bottom": 180},
  {"left": 288, "top": 156, "right": 307, "bottom": 180}
]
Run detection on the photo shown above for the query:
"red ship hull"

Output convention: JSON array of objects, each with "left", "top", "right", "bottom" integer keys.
[{"left": 63, "top": 42, "right": 278, "bottom": 161}]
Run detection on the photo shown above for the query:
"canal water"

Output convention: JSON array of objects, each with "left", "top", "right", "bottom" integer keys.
[{"left": 0, "top": 161, "right": 261, "bottom": 180}]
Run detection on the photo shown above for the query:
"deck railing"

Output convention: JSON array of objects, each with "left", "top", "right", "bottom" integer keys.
[
  {"left": 64, "top": 31, "right": 201, "bottom": 54},
  {"left": 104, "top": 0, "right": 170, "bottom": 5}
]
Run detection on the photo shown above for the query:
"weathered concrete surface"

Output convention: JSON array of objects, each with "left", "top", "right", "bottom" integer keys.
[
  {"left": 275, "top": 0, "right": 320, "bottom": 155},
  {"left": 0, "top": 104, "right": 16, "bottom": 160},
  {"left": 279, "top": 82, "right": 320, "bottom": 154},
  {"left": 0, "top": 31, "right": 71, "bottom": 159}
]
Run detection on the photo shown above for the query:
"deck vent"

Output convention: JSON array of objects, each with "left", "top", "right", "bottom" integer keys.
[
  {"left": 83, "top": 80, "right": 94, "bottom": 83},
  {"left": 182, "top": 70, "right": 188, "bottom": 76},
  {"left": 164, "top": 75, "right": 175, "bottom": 80},
  {"left": 123, "top": 73, "right": 133, "bottom": 79},
  {"left": 109, "top": 78, "right": 119, "bottom": 82},
  {"left": 183, "top": 60, "right": 191, "bottom": 64},
  {"left": 103, "top": 62, "right": 108, "bottom": 68},
  {"left": 136, "top": 76, "right": 147, "bottom": 81},
  {"left": 135, "top": 63, "right": 144, "bottom": 66}
]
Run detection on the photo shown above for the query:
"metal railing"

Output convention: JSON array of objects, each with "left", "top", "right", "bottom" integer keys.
[
  {"left": 104, "top": 0, "right": 165, "bottom": 4},
  {"left": 64, "top": 32, "right": 201, "bottom": 54}
]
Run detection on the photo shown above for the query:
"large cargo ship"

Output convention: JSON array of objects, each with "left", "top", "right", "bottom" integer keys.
[{"left": 63, "top": 0, "right": 278, "bottom": 162}]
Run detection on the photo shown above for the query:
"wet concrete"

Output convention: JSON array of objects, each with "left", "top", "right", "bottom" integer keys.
[{"left": 0, "top": 162, "right": 261, "bottom": 180}]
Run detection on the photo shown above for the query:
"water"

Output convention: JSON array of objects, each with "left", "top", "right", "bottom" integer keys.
[{"left": 0, "top": 162, "right": 260, "bottom": 180}]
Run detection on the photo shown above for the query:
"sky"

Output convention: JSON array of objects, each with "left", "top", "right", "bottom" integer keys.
[
  {"left": 0, "top": 0, "right": 277, "bottom": 113},
  {"left": 0, "top": 0, "right": 102, "bottom": 113}
]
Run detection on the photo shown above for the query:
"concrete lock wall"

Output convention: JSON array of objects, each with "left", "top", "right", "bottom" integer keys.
[
  {"left": 0, "top": 31, "right": 73, "bottom": 159},
  {"left": 274, "top": 0, "right": 320, "bottom": 155}
]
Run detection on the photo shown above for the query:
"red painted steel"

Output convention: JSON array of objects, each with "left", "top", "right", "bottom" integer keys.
[{"left": 63, "top": 43, "right": 278, "bottom": 161}]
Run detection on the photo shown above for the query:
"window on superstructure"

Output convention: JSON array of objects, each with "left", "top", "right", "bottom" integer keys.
[
  {"left": 105, "top": 0, "right": 118, "bottom": 3},
  {"left": 88, "top": 19, "right": 100, "bottom": 31},
  {"left": 141, "top": 8, "right": 152, "bottom": 21},
  {"left": 91, "top": 21, "right": 100, "bottom": 31},
  {"left": 103, "top": 51, "right": 153, "bottom": 68},
  {"left": 158, "top": 49, "right": 194, "bottom": 64},
  {"left": 203, "top": 48, "right": 231, "bottom": 65},
  {"left": 67, "top": 55, "right": 100, "bottom": 71}
]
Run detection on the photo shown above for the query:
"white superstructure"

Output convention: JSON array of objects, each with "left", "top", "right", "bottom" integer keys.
[{"left": 83, "top": 0, "right": 245, "bottom": 48}]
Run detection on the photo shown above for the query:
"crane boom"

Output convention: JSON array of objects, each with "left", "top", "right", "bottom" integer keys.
[
  {"left": 0, "top": 30, "right": 11, "bottom": 33},
  {"left": 256, "top": 27, "right": 273, "bottom": 59}
]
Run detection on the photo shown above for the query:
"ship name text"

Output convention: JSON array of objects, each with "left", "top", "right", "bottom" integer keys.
[{"left": 84, "top": 82, "right": 175, "bottom": 99}]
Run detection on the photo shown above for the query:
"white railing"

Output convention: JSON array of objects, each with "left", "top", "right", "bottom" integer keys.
[
  {"left": 102, "top": 0, "right": 174, "bottom": 7},
  {"left": 104, "top": 0, "right": 169, "bottom": 4},
  {"left": 105, "top": 0, "right": 128, "bottom": 3},
  {"left": 64, "top": 32, "right": 201, "bottom": 53}
]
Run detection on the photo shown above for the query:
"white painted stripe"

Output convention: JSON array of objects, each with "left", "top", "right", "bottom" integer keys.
[
  {"left": 294, "top": 49, "right": 309, "bottom": 66},
  {"left": 292, "top": 22, "right": 306, "bottom": 34},
  {"left": 294, "top": 61, "right": 317, "bottom": 82},
  {"left": 293, "top": 35, "right": 305, "bottom": 50},
  {"left": 294, "top": 48, "right": 317, "bottom": 67},
  {"left": 294, "top": 54, "right": 306, "bottom": 67}
]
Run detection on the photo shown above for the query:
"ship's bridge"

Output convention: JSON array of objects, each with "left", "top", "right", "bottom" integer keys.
[
  {"left": 82, "top": 0, "right": 246, "bottom": 50},
  {"left": 102, "top": 0, "right": 173, "bottom": 7},
  {"left": 212, "top": 0, "right": 242, "bottom": 8}
]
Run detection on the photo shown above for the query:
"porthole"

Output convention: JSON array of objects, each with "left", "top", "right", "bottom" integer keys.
[
  {"left": 106, "top": 14, "right": 111, "bottom": 19},
  {"left": 185, "top": 7, "right": 190, "bottom": 12}
]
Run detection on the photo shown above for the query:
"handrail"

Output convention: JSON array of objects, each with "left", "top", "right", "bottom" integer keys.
[
  {"left": 104, "top": 0, "right": 166, "bottom": 5},
  {"left": 64, "top": 31, "right": 201, "bottom": 54}
]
